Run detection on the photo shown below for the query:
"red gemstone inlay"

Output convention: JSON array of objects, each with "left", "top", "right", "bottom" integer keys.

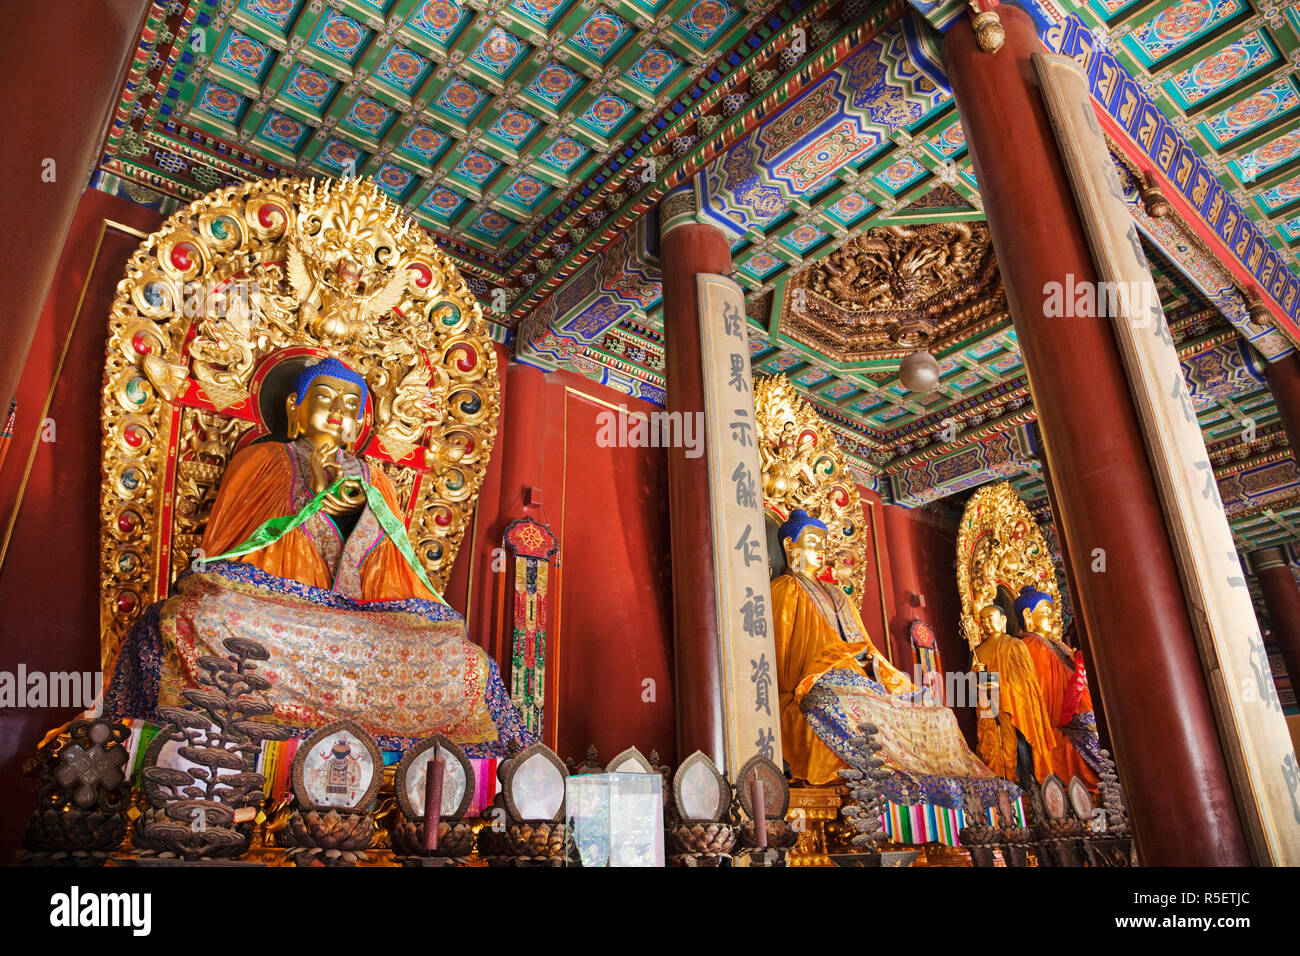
[
  {"left": 455, "top": 347, "right": 477, "bottom": 372},
  {"left": 170, "top": 244, "right": 194, "bottom": 270},
  {"left": 258, "top": 204, "right": 283, "bottom": 228},
  {"left": 124, "top": 426, "right": 144, "bottom": 448},
  {"left": 118, "top": 513, "right": 136, "bottom": 532},
  {"left": 434, "top": 512, "right": 452, "bottom": 526},
  {"left": 132, "top": 332, "right": 153, "bottom": 355},
  {"left": 116, "top": 592, "right": 137, "bottom": 614},
  {"left": 411, "top": 263, "right": 432, "bottom": 287}
]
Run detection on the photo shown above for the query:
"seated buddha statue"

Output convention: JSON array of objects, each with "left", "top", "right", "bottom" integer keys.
[
  {"left": 971, "top": 604, "right": 1065, "bottom": 787},
  {"left": 773, "top": 510, "right": 1015, "bottom": 809},
  {"left": 1014, "top": 586, "right": 1101, "bottom": 787},
  {"left": 104, "top": 357, "right": 531, "bottom": 755}
]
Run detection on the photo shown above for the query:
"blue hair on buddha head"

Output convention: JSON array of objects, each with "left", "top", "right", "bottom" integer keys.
[
  {"left": 779, "top": 508, "right": 827, "bottom": 545},
  {"left": 291, "top": 356, "right": 369, "bottom": 415},
  {"left": 1014, "top": 585, "right": 1053, "bottom": 621}
]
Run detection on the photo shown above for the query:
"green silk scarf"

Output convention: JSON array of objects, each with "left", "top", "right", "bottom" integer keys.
[{"left": 205, "top": 475, "right": 445, "bottom": 603}]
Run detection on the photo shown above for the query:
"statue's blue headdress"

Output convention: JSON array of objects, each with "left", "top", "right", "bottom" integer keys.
[
  {"left": 1014, "top": 585, "right": 1054, "bottom": 621},
  {"left": 779, "top": 508, "right": 827, "bottom": 544},
  {"left": 291, "top": 356, "right": 369, "bottom": 415}
]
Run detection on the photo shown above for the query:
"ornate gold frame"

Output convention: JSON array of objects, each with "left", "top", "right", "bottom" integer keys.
[
  {"left": 754, "top": 374, "right": 867, "bottom": 597},
  {"left": 955, "top": 480, "right": 1063, "bottom": 651},
  {"left": 99, "top": 177, "right": 499, "bottom": 669}
]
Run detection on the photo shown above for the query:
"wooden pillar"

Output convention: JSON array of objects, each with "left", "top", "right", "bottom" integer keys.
[
  {"left": 1250, "top": 547, "right": 1300, "bottom": 693},
  {"left": 944, "top": 6, "right": 1250, "bottom": 865},
  {"left": 1265, "top": 354, "right": 1300, "bottom": 455},
  {"left": 659, "top": 188, "right": 728, "bottom": 767}
]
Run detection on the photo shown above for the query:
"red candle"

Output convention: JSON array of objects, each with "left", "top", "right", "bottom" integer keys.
[
  {"left": 751, "top": 776, "right": 767, "bottom": 849},
  {"left": 423, "top": 750, "right": 444, "bottom": 852}
]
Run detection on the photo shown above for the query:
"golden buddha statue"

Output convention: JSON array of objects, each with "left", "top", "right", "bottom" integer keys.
[
  {"left": 971, "top": 604, "right": 1062, "bottom": 786},
  {"left": 772, "top": 510, "right": 1015, "bottom": 811},
  {"left": 105, "top": 355, "right": 530, "bottom": 754},
  {"left": 1013, "top": 586, "right": 1101, "bottom": 788}
]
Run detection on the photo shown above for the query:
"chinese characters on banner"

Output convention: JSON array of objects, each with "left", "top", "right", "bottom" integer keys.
[
  {"left": 1036, "top": 52, "right": 1300, "bottom": 862},
  {"left": 696, "top": 274, "right": 783, "bottom": 780}
]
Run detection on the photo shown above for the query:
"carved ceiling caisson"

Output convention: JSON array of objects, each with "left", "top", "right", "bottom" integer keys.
[{"left": 779, "top": 221, "right": 1007, "bottom": 363}]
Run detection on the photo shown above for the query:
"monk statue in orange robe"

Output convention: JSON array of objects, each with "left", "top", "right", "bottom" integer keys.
[
  {"left": 972, "top": 604, "right": 1068, "bottom": 787},
  {"left": 1014, "top": 586, "right": 1101, "bottom": 788},
  {"left": 772, "top": 509, "right": 1016, "bottom": 811},
  {"left": 105, "top": 357, "right": 531, "bottom": 754}
]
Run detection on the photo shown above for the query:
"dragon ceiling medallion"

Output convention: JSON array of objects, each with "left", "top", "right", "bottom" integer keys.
[
  {"left": 755, "top": 375, "right": 868, "bottom": 598},
  {"left": 781, "top": 222, "right": 1007, "bottom": 363}
]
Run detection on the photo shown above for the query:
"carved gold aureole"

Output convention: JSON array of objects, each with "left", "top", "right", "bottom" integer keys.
[
  {"left": 956, "top": 481, "right": 1063, "bottom": 652},
  {"left": 781, "top": 222, "right": 1005, "bottom": 364},
  {"left": 100, "top": 177, "right": 499, "bottom": 669},
  {"left": 754, "top": 375, "right": 866, "bottom": 597}
]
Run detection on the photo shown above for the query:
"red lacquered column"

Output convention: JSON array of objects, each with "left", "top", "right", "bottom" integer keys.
[
  {"left": 660, "top": 190, "right": 728, "bottom": 767},
  {"left": 1250, "top": 548, "right": 1300, "bottom": 695},
  {"left": 1265, "top": 354, "right": 1300, "bottom": 454},
  {"left": 945, "top": 6, "right": 1250, "bottom": 864}
]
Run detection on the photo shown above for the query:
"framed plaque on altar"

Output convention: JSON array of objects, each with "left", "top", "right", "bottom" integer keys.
[
  {"left": 395, "top": 735, "right": 475, "bottom": 822},
  {"left": 292, "top": 720, "right": 383, "bottom": 812}
]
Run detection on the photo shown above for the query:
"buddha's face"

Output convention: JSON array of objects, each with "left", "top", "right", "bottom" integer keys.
[
  {"left": 1022, "top": 599, "right": 1056, "bottom": 637},
  {"left": 287, "top": 374, "right": 364, "bottom": 448},
  {"left": 783, "top": 528, "right": 825, "bottom": 575},
  {"left": 978, "top": 606, "right": 1007, "bottom": 640}
]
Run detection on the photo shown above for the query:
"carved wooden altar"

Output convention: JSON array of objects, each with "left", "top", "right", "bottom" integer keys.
[{"left": 99, "top": 176, "right": 499, "bottom": 670}]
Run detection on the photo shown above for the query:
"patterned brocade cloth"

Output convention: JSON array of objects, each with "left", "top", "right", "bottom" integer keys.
[
  {"left": 104, "top": 561, "right": 534, "bottom": 757},
  {"left": 800, "top": 668, "right": 1020, "bottom": 811}
]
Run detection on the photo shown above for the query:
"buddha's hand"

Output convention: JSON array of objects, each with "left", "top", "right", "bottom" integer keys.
[{"left": 308, "top": 441, "right": 364, "bottom": 516}]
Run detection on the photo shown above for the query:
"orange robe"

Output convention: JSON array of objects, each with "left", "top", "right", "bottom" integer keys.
[
  {"left": 1021, "top": 631, "right": 1099, "bottom": 788},
  {"left": 772, "top": 573, "right": 913, "bottom": 785},
  {"left": 972, "top": 633, "right": 1060, "bottom": 785},
  {"left": 202, "top": 440, "right": 436, "bottom": 603}
]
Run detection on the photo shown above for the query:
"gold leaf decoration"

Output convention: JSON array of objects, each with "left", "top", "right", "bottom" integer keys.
[{"left": 100, "top": 177, "right": 499, "bottom": 669}]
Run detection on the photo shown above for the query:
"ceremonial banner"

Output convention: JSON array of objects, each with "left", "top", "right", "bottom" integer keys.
[
  {"left": 697, "top": 274, "right": 783, "bottom": 780},
  {"left": 1035, "top": 52, "right": 1300, "bottom": 863}
]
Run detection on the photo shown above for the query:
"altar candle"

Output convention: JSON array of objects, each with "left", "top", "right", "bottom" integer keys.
[
  {"left": 751, "top": 776, "right": 767, "bottom": 849},
  {"left": 423, "top": 749, "right": 444, "bottom": 852}
]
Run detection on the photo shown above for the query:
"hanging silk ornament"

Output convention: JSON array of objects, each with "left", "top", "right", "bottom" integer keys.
[
  {"left": 503, "top": 516, "right": 558, "bottom": 736},
  {"left": 910, "top": 620, "right": 941, "bottom": 688}
]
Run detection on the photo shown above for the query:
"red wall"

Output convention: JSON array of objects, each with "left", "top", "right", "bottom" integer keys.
[
  {"left": 476, "top": 364, "right": 677, "bottom": 766},
  {"left": 881, "top": 502, "right": 976, "bottom": 744},
  {"left": 0, "top": 189, "right": 163, "bottom": 863}
]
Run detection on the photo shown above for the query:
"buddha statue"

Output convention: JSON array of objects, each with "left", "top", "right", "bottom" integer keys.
[
  {"left": 1013, "top": 586, "right": 1101, "bottom": 787},
  {"left": 772, "top": 510, "right": 1015, "bottom": 810},
  {"left": 104, "top": 356, "right": 531, "bottom": 754},
  {"left": 971, "top": 604, "right": 1062, "bottom": 787}
]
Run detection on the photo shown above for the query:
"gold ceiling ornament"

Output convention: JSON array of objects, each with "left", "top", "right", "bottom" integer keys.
[
  {"left": 781, "top": 221, "right": 1004, "bottom": 364},
  {"left": 754, "top": 375, "right": 867, "bottom": 599},
  {"left": 100, "top": 176, "right": 499, "bottom": 670},
  {"left": 955, "top": 481, "right": 1063, "bottom": 652}
]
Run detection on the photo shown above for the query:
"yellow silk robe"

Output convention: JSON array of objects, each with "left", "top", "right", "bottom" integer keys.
[
  {"left": 202, "top": 440, "right": 437, "bottom": 603},
  {"left": 973, "top": 633, "right": 1061, "bottom": 786},
  {"left": 772, "top": 573, "right": 914, "bottom": 785}
]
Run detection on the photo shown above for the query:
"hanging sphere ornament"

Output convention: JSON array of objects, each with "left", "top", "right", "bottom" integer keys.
[{"left": 899, "top": 350, "right": 940, "bottom": 393}]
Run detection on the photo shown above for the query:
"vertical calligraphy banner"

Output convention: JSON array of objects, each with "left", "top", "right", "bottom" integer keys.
[
  {"left": 697, "top": 274, "right": 783, "bottom": 780},
  {"left": 1036, "top": 52, "right": 1300, "bottom": 863}
]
